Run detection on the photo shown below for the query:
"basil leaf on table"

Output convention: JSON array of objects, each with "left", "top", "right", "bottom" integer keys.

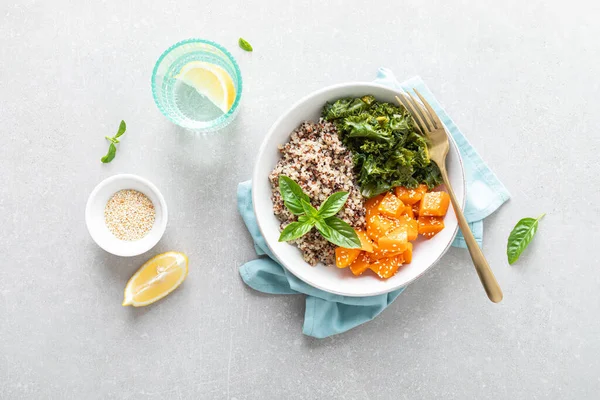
[
  {"left": 101, "top": 120, "right": 127, "bottom": 163},
  {"left": 279, "top": 176, "right": 310, "bottom": 215},
  {"left": 317, "top": 191, "right": 349, "bottom": 219},
  {"left": 238, "top": 37, "right": 253, "bottom": 52},
  {"left": 507, "top": 213, "right": 545, "bottom": 265},
  {"left": 278, "top": 220, "right": 314, "bottom": 242},
  {"left": 114, "top": 120, "right": 127, "bottom": 138},
  {"left": 101, "top": 143, "right": 117, "bottom": 163},
  {"left": 321, "top": 216, "right": 361, "bottom": 248}
]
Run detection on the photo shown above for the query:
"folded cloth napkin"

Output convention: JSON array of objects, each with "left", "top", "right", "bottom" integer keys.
[{"left": 238, "top": 69, "right": 510, "bottom": 339}]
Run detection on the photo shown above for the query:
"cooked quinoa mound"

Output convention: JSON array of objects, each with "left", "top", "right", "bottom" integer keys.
[{"left": 269, "top": 120, "right": 366, "bottom": 267}]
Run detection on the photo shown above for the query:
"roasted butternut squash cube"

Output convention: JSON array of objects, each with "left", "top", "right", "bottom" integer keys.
[
  {"left": 368, "top": 242, "right": 404, "bottom": 262},
  {"left": 412, "top": 202, "right": 420, "bottom": 218},
  {"left": 349, "top": 252, "right": 371, "bottom": 276},
  {"left": 403, "top": 242, "right": 413, "bottom": 264},
  {"left": 365, "top": 194, "right": 385, "bottom": 220},
  {"left": 397, "top": 214, "right": 418, "bottom": 241},
  {"left": 369, "top": 255, "right": 403, "bottom": 279},
  {"left": 419, "top": 191, "right": 450, "bottom": 217},
  {"left": 402, "top": 205, "right": 415, "bottom": 219},
  {"left": 418, "top": 216, "right": 445, "bottom": 238},
  {"left": 395, "top": 184, "right": 428, "bottom": 205},
  {"left": 356, "top": 229, "right": 374, "bottom": 252},
  {"left": 378, "top": 192, "right": 404, "bottom": 218},
  {"left": 366, "top": 214, "right": 398, "bottom": 242},
  {"left": 378, "top": 226, "right": 409, "bottom": 253},
  {"left": 335, "top": 247, "right": 361, "bottom": 268}
]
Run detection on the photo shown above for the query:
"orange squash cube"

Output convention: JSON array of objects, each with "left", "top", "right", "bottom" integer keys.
[
  {"left": 403, "top": 242, "right": 413, "bottom": 264},
  {"left": 419, "top": 191, "right": 450, "bottom": 217},
  {"left": 377, "top": 192, "right": 404, "bottom": 218},
  {"left": 418, "top": 216, "right": 445, "bottom": 238},
  {"left": 378, "top": 226, "right": 409, "bottom": 253},
  {"left": 368, "top": 242, "right": 404, "bottom": 262},
  {"left": 349, "top": 252, "right": 371, "bottom": 276},
  {"left": 366, "top": 214, "right": 399, "bottom": 242},
  {"left": 403, "top": 205, "right": 415, "bottom": 219},
  {"left": 355, "top": 229, "right": 374, "bottom": 252},
  {"left": 369, "top": 255, "right": 403, "bottom": 279},
  {"left": 412, "top": 202, "right": 420, "bottom": 218},
  {"left": 335, "top": 247, "right": 361, "bottom": 268},
  {"left": 396, "top": 214, "right": 418, "bottom": 241},
  {"left": 395, "top": 184, "right": 428, "bottom": 205},
  {"left": 365, "top": 194, "right": 385, "bottom": 220}
]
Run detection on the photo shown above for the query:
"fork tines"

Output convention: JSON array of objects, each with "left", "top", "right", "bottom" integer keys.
[{"left": 396, "top": 90, "right": 442, "bottom": 135}]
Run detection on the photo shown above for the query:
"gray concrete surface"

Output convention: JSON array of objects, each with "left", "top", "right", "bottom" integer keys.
[{"left": 1, "top": 0, "right": 599, "bottom": 399}]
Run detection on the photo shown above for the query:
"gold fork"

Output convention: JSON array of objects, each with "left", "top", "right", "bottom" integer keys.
[{"left": 396, "top": 91, "right": 503, "bottom": 303}]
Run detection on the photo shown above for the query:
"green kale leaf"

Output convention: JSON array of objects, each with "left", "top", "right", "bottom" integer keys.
[{"left": 323, "top": 96, "right": 442, "bottom": 197}]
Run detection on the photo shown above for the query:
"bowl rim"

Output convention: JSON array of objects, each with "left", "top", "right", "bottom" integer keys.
[
  {"left": 150, "top": 38, "right": 243, "bottom": 131},
  {"left": 85, "top": 173, "right": 169, "bottom": 257},
  {"left": 252, "top": 81, "right": 466, "bottom": 296}
]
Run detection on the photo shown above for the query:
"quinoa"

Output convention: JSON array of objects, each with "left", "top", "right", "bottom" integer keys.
[
  {"left": 268, "top": 120, "right": 366, "bottom": 267},
  {"left": 104, "top": 189, "right": 155, "bottom": 241}
]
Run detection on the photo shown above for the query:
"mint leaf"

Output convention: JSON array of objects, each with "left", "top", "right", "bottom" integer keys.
[
  {"left": 279, "top": 176, "right": 310, "bottom": 215},
  {"left": 317, "top": 191, "right": 349, "bottom": 219},
  {"left": 101, "top": 143, "right": 117, "bottom": 163},
  {"left": 238, "top": 37, "right": 253, "bottom": 52},
  {"left": 321, "top": 217, "right": 361, "bottom": 248},
  {"left": 507, "top": 213, "right": 545, "bottom": 265},
  {"left": 278, "top": 220, "right": 314, "bottom": 242}
]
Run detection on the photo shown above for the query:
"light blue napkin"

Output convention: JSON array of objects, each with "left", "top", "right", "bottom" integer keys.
[{"left": 238, "top": 70, "right": 510, "bottom": 338}]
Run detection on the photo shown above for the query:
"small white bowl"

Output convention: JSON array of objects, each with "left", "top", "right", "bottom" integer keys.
[{"left": 85, "top": 174, "right": 168, "bottom": 257}]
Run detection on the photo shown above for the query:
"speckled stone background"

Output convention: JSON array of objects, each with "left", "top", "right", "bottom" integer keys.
[{"left": 1, "top": 1, "right": 599, "bottom": 399}]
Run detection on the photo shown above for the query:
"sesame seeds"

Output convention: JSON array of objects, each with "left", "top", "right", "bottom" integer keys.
[{"left": 104, "top": 189, "right": 155, "bottom": 241}]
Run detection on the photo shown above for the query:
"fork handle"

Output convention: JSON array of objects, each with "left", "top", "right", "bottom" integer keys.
[{"left": 439, "top": 168, "right": 503, "bottom": 303}]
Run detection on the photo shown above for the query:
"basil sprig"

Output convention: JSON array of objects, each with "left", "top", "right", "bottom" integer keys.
[
  {"left": 277, "top": 176, "right": 361, "bottom": 248},
  {"left": 101, "top": 120, "right": 126, "bottom": 163}
]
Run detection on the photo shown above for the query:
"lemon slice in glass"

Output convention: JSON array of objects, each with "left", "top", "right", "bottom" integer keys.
[
  {"left": 174, "top": 61, "right": 236, "bottom": 113},
  {"left": 122, "top": 251, "right": 188, "bottom": 307}
]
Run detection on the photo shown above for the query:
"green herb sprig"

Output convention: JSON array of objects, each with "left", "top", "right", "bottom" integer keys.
[
  {"left": 101, "top": 120, "right": 126, "bottom": 163},
  {"left": 278, "top": 176, "right": 361, "bottom": 248},
  {"left": 238, "top": 38, "right": 253, "bottom": 52},
  {"left": 507, "top": 213, "right": 545, "bottom": 264}
]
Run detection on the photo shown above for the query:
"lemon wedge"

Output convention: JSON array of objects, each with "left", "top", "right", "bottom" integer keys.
[
  {"left": 174, "top": 61, "right": 236, "bottom": 113},
  {"left": 122, "top": 251, "right": 188, "bottom": 307}
]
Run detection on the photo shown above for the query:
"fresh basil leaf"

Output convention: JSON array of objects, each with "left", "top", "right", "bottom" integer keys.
[
  {"left": 317, "top": 191, "right": 349, "bottom": 219},
  {"left": 321, "top": 216, "right": 361, "bottom": 248},
  {"left": 238, "top": 37, "right": 253, "bottom": 52},
  {"left": 115, "top": 120, "right": 126, "bottom": 138},
  {"left": 298, "top": 215, "right": 311, "bottom": 224},
  {"left": 315, "top": 220, "right": 332, "bottom": 238},
  {"left": 301, "top": 199, "right": 320, "bottom": 219},
  {"left": 278, "top": 220, "right": 314, "bottom": 242},
  {"left": 279, "top": 176, "right": 310, "bottom": 215},
  {"left": 507, "top": 213, "right": 545, "bottom": 265},
  {"left": 101, "top": 143, "right": 117, "bottom": 163}
]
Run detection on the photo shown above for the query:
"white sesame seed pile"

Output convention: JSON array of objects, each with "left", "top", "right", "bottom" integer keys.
[
  {"left": 104, "top": 189, "right": 155, "bottom": 241},
  {"left": 269, "top": 120, "right": 366, "bottom": 267}
]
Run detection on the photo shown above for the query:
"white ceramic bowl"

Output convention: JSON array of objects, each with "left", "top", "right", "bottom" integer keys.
[
  {"left": 85, "top": 174, "right": 168, "bottom": 257},
  {"left": 253, "top": 82, "right": 465, "bottom": 297}
]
